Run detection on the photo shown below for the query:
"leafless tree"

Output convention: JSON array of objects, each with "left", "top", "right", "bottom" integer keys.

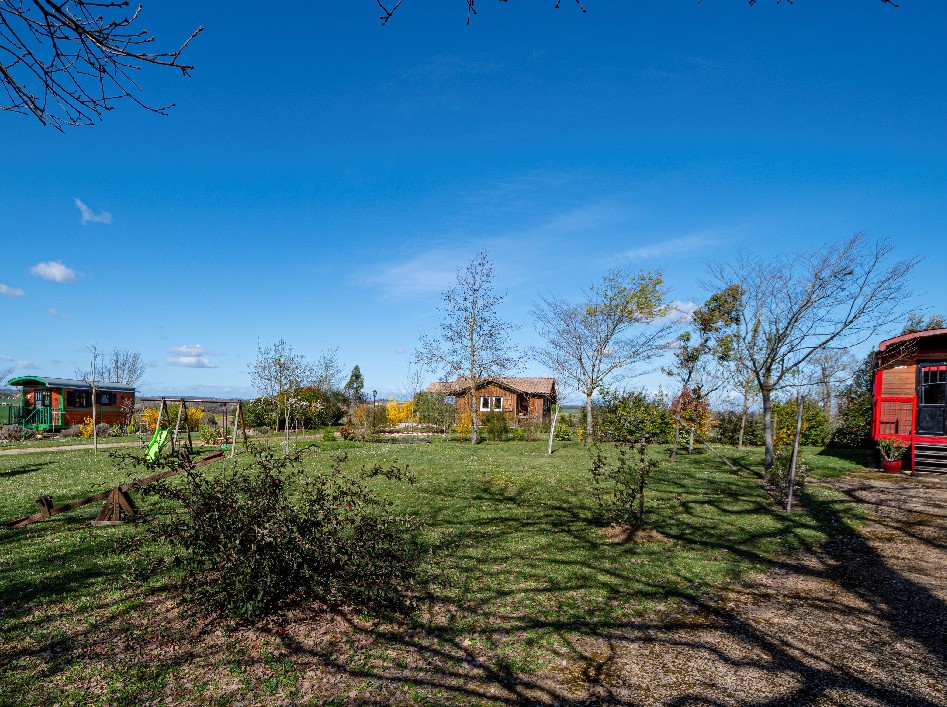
[
  {"left": 710, "top": 233, "right": 919, "bottom": 471},
  {"left": 0, "top": 0, "right": 201, "bottom": 129},
  {"left": 100, "top": 347, "right": 146, "bottom": 386},
  {"left": 249, "top": 339, "right": 314, "bottom": 451},
  {"left": 532, "top": 269, "right": 676, "bottom": 438},
  {"left": 415, "top": 248, "right": 518, "bottom": 444},
  {"left": 808, "top": 348, "right": 857, "bottom": 418}
]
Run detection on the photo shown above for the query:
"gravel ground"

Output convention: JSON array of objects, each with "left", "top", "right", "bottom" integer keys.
[{"left": 542, "top": 470, "right": 947, "bottom": 706}]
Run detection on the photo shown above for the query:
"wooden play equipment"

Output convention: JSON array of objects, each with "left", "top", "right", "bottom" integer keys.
[
  {"left": 4, "top": 450, "right": 225, "bottom": 528},
  {"left": 136, "top": 397, "right": 250, "bottom": 461},
  {"left": 4, "top": 399, "right": 251, "bottom": 529}
]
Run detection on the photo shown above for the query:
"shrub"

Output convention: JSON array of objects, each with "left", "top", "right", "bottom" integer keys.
[
  {"left": 456, "top": 410, "right": 472, "bottom": 438},
  {"left": 589, "top": 440, "right": 658, "bottom": 529},
  {"left": 199, "top": 424, "right": 226, "bottom": 445},
  {"left": 480, "top": 412, "right": 508, "bottom": 441},
  {"left": 144, "top": 447, "right": 421, "bottom": 618},
  {"left": 712, "top": 410, "right": 764, "bottom": 447},
  {"left": 386, "top": 398, "right": 413, "bottom": 425},
  {"left": 554, "top": 423, "right": 573, "bottom": 441},
  {"left": 771, "top": 398, "right": 828, "bottom": 448},
  {"left": 60, "top": 425, "right": 82, "bottom": 438},
  {"left": 322, "top": 427, "right": 337, "bottom": 442},
  {"left": 339, "top": 426, "right": 356, "bottom": 441},
  {"left": 878, "top": 437, "right": 909, "bottom": 461},
  {"left": 108, "top": 424, "right": 124, "bottom": 437},
  {"left": 764, "top": 450, "right": 808, "bottom": 504},
  {"left": 79, "top": 417, "right": 94, "bottom": 438},
  {"left": 0, "top": 424, "right": 33, "bottom": 441},
  {"left": 141, "top": 404, "right": 204, "bottom": 433},
  {"left": 509, "top": 427, "right": 526, "bottom": 441},
  {"left": 594, "top": 389, "right": 674, "bottom": 444}
]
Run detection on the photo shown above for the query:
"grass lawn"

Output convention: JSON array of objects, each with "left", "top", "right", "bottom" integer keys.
[{"left": 0, "top": 441, "right": 868, "bottom": 705}]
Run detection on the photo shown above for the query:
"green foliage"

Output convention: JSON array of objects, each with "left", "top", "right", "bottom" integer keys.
[
  {"left": 589, "top": 441, "right": 658, "bottom": 529},
  {"left": 412, "top": 392, "right": 455, "bottom": 429},
  {"left": 343, "top": 365, "right": 365, "bottom": 403},
  {"left": 828, "top": 353, "right": 874, "bottom": 449},
  {"left": 553, "top": 423, "right": 573, "bottom": 441},
  {"left": 243, "top": 396, "right": 277, "bottom": 429},
  {"left": 480, "top": 411, "right": 508, "bottom": 441},
  {"left": 902, "top": 313, "right": 946, "bottom": 334},
  {"left": 771, "top": 397, "right": 828, "bottom": 448},
  {"left": 712, "top": 410, "right": 764, "bottom": 447},
  {"left": 145, "top": 447, "right": 421, "bottom": 618},
  {"left": 322, "top": 427, "right": 336, "bottom": 442},
  {"left": 294, "top": 386, "right": 347, "bottom": 428},
  {"left": 764, "top": 450, "right": 808, "bottom": 504},
  {"left": 594, "top": 389, "right": 674, "bottom": 444}
]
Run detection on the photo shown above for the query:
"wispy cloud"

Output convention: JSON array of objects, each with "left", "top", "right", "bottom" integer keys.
[
  {"left": 16, "top": 360, "right": 39, "bottom": 369},
  {"left": 0, "top": 354, "right": 13, "bottom": 362},
  {"left": 359, "top": 248, "right": 465, "bottom": 299},
  {"left": 168, "top": 344, "right": 217, "bottom": 357},
  {"left": 0, "top": 284, "right": 24, "bottom": 297},
  {"left": 30, "top": 261, "right": 77, "bottom": 284},
  {"left": 613, "top": 234, "right": 721, "bottom": 263},
  {"left": 166, "top": 356, "right": 218, "bottom": 369},
  {"left": 74, "top": 198, "right": 112, "bottom": 225},
  {"left": 48, "top": 308, "right": 71, "bottom": 321}
]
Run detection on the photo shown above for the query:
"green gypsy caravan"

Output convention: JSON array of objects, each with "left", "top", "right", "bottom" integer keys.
[{"left": 5, "top": 376, "right": 135, "bottom": 432}]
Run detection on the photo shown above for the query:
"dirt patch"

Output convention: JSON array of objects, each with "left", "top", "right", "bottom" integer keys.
[
  {"left": 544, "top": 470, "right": 947, "bottom": 705},
  {"left": 602, "top": 525, "right": 668, "bottom": 544}
]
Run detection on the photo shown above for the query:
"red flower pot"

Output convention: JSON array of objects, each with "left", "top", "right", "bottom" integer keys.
[{"left": 882, "top": 459, "right": 902, "bottom": 474}]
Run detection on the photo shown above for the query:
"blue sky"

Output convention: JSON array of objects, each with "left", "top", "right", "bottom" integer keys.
[{"left": 1, "top": 1, "right": 945, "bottom": 401}]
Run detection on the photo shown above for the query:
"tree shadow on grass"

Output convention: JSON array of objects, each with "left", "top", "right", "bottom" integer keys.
[
  {"left": 6, "top": 455, "right": 947, "bottom": 705},
  {"left": 0, "top": 460, "right": 52, "bottom": 480}
]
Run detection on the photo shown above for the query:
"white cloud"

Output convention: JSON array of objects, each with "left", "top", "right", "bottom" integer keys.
[
  {"left": 16, "top": 360, "right": 39, "bottom": 369},
  {"left": 614, "top": 234, "right": 719, "bottom": 262},
  {"left": 665, "top": 300, "right": 698, "bottom": 322},
  {"left": 359, "top": 248, "right": 465, "bottom": 298},
  {"left": 0, "top": 284, "right": 24, "bottom": 297},
  {"left": 48, "top": 308, "right": 71, "bottom": 321},
  {"left": 166, "top": 356, "right": 218, "bottom": 369},
  {"left": 74, "top": 198, "right": 112, "bottom": 225},
  {"left": 395, "top": 346, "right": 407, "bottom": 354},
  {"left": 0, "top": 354, "right": 13, "bottom": 362},
  {"left": 168, "top": 344, "right": 215, "bottom": 357},
  {"left": 30, "top": 261, "right": 77, "bottom": 284}
]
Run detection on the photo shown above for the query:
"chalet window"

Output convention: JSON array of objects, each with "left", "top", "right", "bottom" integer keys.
[
  {"left": 67, "top": 391, "right": 92, "bottom": 408},
  {"left": 480, "top": 396, "right": 491, "bottom": 411},
  {"left": 492, "top": 396, "right": 503, "bottom": 411}
]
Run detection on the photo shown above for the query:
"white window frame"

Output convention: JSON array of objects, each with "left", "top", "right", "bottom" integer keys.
[
  {"left": 493, "top": 396, "right": 503, "bottom": 411},
  {"left": 480, "top": 396, "right": 491, "bottom": 411}
]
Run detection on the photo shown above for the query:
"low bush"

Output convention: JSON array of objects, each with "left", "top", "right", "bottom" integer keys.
[
  {"left": 144, "top": 446, "right": 422, "bottom": 618},
  {"left": 480, "top": 412, "right": 508, "bottom": 441},
  {"left": 0, "top": 424, "right": 33, "bottom": 441},
  {"left": 589, "top": 440, "right": 658, "bottom": 529},
  {"left": 60, "top": 425, "right": 82, "bottom": 438},
  {"left": 339, "top": 426, "right": 356, "bottom": 441},
  {"left": 322, "top": 427, "right": 336, "bottom": 442},
  {"left": 764, "top": 450, "right": 808, "bottom": 504}
]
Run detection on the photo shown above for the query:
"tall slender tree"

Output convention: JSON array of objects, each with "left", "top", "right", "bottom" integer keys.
[
  {"left": 532, "top": 269, "right": 675, "bottom": 438},
  {"left": 415, "top": 248, "right": 518, "bottom": 444}
]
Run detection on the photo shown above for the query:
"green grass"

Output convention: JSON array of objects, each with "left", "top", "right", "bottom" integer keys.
[{"left": 0, "top": 440, "right": 868, "bottom": 705}]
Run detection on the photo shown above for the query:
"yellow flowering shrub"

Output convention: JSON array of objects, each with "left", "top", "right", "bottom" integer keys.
[
  {"left": 141, "top": 404, "right": 204, "bottom": 433},
  {"left": 386, "top": 399, "right": 413, "bottom": 425},
  {"left": 456, "top": 410, "right": 471, "bottom": 437},
  {"left": 79, "top": 417, "right": 94, "bottom": 438}
]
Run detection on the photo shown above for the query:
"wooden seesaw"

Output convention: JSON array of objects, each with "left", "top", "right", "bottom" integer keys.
[{"left": 3, "top": 450, "right": 225, "bottom": 528}]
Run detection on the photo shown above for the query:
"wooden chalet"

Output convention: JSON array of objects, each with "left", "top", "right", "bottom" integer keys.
[
  {"left": 5, "top": 376, "right": 136, "bottom": 432},
  {"left": 426, "top": 376, "right": 557, "bottom": 426},
  {"left": 872, "top": 328, "right": 947, "bottom": 472}
]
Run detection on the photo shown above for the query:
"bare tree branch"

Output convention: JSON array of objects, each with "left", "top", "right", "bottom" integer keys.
[{"left": 0, "top": 0, "right": 201, "bottom": 129}]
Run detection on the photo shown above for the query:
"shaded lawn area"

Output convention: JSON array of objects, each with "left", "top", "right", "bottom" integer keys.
[{"left": 0, "top": 442, "right": 866, "bottom": 705}]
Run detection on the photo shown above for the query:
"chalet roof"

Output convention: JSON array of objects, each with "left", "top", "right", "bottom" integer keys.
[
  {"left": 426, "top": 376, "right": 556, "bottom": 397},
  {"left": 877, "top": 328, "right": 947, "bottom": 352},
  {"left": 7, "top": 376, "right": 136, "bottom": 393}
]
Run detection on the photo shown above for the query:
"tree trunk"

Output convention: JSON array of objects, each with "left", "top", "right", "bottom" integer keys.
[
  {"left": 688, "top": 427, "right": 695, "bottom": 454},
  {"left": 469, "top": 387, "right": 478, "bottom": 444},
  {"left": 670, "top": 420, "right": 681, "bottom": 463},
  {"left": 585, "top": 392, "right": 594, "bottom": 439},
  {"left": 786, "top": 390, "right": 804, "bottom": 512},
  {"left": 737, "top": 394, "right": 749, "bottom": 449},
  {"left": 761, "top": 383, "right": 774, "bottom": 471},
  {"left": 547, "top": 405, "right": 560, "bottom": 456}
]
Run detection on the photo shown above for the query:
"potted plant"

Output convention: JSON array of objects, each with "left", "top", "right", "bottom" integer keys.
[{"left": 878, "top": 437, "right": 909, "bottom": 473}]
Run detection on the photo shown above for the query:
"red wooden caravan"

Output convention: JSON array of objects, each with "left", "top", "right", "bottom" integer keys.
[{"left": 872, "top": 329, "right": 947, "bottom": 472}]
